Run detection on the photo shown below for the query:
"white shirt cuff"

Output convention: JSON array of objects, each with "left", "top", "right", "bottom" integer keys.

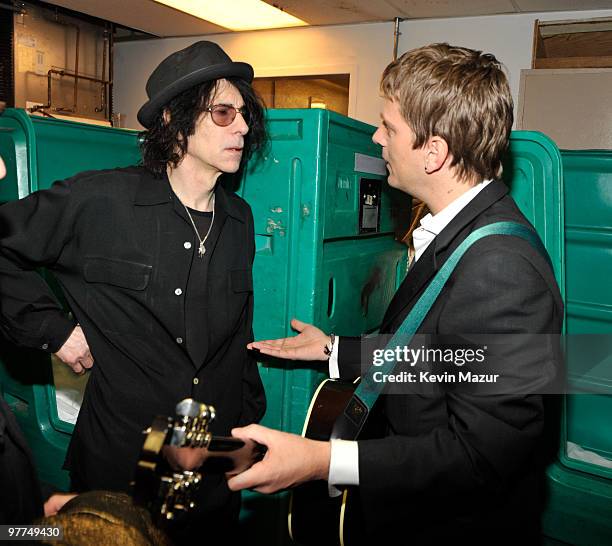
[
  {"left": 327, "top": 439, "right": 359, "bottom": 497},
  {"left": 328, "top": 335, "right": 340, "bottom": 378}
]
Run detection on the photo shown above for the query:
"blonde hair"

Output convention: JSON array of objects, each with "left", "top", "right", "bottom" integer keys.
[{"left": 381, "top": 43, "right": 513, "bottom": 183}]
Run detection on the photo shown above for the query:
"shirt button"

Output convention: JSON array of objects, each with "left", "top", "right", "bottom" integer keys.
[
  {"left": 176, "top": 337, "right": 183, "bottom": 344},
  {"left": 193, "top": 378, "right": 199, "bottom": 385},
  {"left": 184, "top": 241, "right": 192, "bottom": 249},
  {"left": 41, "top": 343, "right": 49, "bottom": 350},
  {"left": 174, "top": 288, "right": 183, "bottom": 296}
]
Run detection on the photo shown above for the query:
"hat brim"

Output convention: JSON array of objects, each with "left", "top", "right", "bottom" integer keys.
[{"left": 137, "top": 61, "right": 254, "bottom": 128}]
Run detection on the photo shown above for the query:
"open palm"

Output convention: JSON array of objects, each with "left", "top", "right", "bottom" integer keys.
[{"left": 247, "top": 318, "right": 330, "bottom": 361}]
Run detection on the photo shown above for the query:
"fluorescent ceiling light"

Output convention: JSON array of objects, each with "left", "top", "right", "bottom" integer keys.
[{"left": 154, "top": 0, "right": 308, "bottom": 31}]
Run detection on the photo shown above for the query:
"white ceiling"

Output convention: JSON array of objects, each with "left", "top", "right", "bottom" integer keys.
[{"left": 48, "top": 0, "right": 612, "bottom": 38}]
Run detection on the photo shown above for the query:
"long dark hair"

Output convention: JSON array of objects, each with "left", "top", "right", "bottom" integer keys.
[{"left": 140, "top": 77, "right": 267, "bottom": 177}]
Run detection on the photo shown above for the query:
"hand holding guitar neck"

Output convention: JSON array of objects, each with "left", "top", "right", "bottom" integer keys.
[{"left": 132, "top": 398, "right": 265, "bottom": 523}]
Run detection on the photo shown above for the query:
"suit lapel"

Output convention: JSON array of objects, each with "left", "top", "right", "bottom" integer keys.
[{"left": 380, "top": 180, "right": 510, "bottom": 332}]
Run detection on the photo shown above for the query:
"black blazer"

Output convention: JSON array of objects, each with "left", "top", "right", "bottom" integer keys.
[{"left": 338, "top": 180, "right": 564, "bottom": 543}]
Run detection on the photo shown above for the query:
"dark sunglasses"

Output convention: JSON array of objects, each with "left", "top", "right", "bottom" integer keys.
[{"left": 205, "top": 104, "right": 249, "bottom": 127}]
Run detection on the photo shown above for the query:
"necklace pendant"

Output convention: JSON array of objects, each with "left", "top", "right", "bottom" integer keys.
[{"left": 198, "top": 241, "right": 206, "bottom": 258}]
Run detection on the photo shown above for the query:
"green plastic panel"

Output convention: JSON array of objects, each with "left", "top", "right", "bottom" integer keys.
[
  {"left": 563, "top": 150, "right": 612, "bottom": 336},
  {"left": 543, "top": 463, "right": 612, "bottom": 545},
  {"left": 238, "top": 109, "right": 409, "bottom": 437},
  {"left": 0, "top": 109, "right": 141, "bottom": 489},
  {"left": 236, "top": 110, "right": 409, "bottom": 542},
  {"left": 562, "top": 150, "right": 612, "bottom": 474},
  {"left": 504, "top": 131, "right": 565, "bottom": 296},
  {"left": 545, "top": 150, "right": 612, "bottom": 545},
  {"left": 0, "top": 109, "right": 141, "bottom": 198}
]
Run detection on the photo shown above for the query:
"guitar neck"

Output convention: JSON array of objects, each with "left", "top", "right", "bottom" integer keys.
[
  {"left": 200, "top": 435, "right": 267, "bottom": 474},
  {"left": 207, "top": 435, "right": 244, "bottom": 451}
]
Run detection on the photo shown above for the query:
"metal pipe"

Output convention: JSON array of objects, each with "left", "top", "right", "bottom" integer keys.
[
  {"left": 108, "top": 23, "right": 114, "bottom": 121},
  {"left": 73, "top": 24, "right": 80, "bottom": 113},
  {"left": 29, "top": 69, "right": 110, "bottom": 114},
  {"left": 29, "top": 10, "right": 111, "bottom": 118},
  {"left": 393, "top": 17, "right": 404, "bottom": 61},
  {"left": 28, "top": 71, "right": 54, "bottom": 113},
  {"left": 48, "top": 68, "right": 109, "bottom": 85},
  {"left": 47, "top": 12, "right": 81, "bottom": 113},
  {"left": 95, "top": 28, "right": 108, "bottom": 113}
]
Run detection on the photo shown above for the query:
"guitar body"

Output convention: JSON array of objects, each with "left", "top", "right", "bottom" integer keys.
[{"left": 288, "top": 379, "right": 366, "bottom": 546}]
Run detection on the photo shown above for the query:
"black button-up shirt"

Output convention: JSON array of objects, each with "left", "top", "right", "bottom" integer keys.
[{"left": 0, "top": 166, "right": 265, "bottom": 493}]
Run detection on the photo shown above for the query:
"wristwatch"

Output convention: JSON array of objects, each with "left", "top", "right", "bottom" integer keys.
[{"left": 323, "top": 333, "right": 336, "bottom": 358}]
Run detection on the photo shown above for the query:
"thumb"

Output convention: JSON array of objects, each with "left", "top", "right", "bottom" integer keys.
[
  {"left": 227, "top": 465, "right": 259, "bottom": 492},
  {"left": 231, "top": 424, "right": 271, "bottom": 446},
  {"left": 290, "top": 318, "right": 308, "bottom": 333}
]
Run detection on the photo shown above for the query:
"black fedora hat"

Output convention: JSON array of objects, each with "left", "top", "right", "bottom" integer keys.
[{"left": 137, "top": 40, "right": 254, "bottom": 128}]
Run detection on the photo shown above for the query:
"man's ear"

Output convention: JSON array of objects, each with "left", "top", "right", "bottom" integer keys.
[
  {"left": 423, "top": 135, "right": 449, "bottom": 174},
  {"left": 162, "top": 109, "right": 171, "bottom": 125}
]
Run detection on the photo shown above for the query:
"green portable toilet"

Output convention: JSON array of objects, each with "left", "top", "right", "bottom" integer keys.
[
  {"left": 0, "top": 109, "right": 141, "bottom": 490},
  {"left": 239, "top": 109, "right": 409, "bottom": 435},
  {"left": 542, "top": 150, "right": 612, "bottom": 545}
]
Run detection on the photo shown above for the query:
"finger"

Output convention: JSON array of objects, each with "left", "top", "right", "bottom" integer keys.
[
  {"left": 71, "top": 362, "right": 84, "bottom": 374},
  {"left": 290, "top": 318, "right": 308, "bottom": 332},
  {"left": 227, "top": 464, "right": 264, "bottom": 492},
  {"left": 247, "top": 342, "right": 291, "bottom": 356},
  {"left": 81, "top": 354, "right": 94, "bottom": 369},
  {"left": 251, "top": 341, "right": 285, "bottom": 353},
  {"left": 257, "top": 339, "right": 301, "bottom": 352},
  {"left": 253, "top": 345, "right": 300, "bottom": 360},
  {"left": 230, "top": 424, "right": 260, "bottom": 442},
  {"left": 251, "top": 338, "right": 290, "bottom": 349},
  {"left": 231, "top": 424, "right": 273, "bottom": 447},
  {"left": 43, "top": 499, "right": 58, "bottom": 517},
  {"left": 44, "top": 493, "right": 76, "bottom": 516}
]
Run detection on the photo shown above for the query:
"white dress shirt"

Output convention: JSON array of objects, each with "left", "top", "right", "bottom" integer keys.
[{"left": 326, "top": 180, "right": 493, "bottom": 495}]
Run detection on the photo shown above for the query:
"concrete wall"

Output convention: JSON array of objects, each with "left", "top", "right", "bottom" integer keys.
[
  {"left": 114, "top": 8, "right": 612, "bottom": 129},
  {"left": 397, "top": 9, "right": 612, "bottom": 126}
]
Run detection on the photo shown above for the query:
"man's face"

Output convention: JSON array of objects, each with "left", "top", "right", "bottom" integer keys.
[
  {"left": 185, "top": 79, "right": 249, "bottom": 177},
  {"left": 372, "top": 98, "right": 423, "bottom": 196},
  {"left": 0, "top": 155, "right": 5, "bottom": 179}
]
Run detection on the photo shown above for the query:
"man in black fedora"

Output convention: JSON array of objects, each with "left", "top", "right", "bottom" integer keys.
[{"left": 0, "top": 41, "right": 267, "bottom": 541}]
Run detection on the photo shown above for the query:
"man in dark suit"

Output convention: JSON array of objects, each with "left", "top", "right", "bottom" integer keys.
[
  {"left": 0, "top": 41, "right": 266, "bottom": 543},
  {"left": 228, "top": 43, "right": 563, "bottom": 544}
]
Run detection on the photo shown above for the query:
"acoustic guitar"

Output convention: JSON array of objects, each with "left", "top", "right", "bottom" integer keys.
[
  {"left": 288, "top": 379, "right": 368, "bottom": 546},
  {"left": 132, "top": 398, "right": 265, "bottom": 523}
]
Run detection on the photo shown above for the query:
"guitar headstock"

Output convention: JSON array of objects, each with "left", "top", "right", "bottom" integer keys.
[
  {"left": 133, "top": 398, "right": 263, "bottom": 523},
  {"left": 168, "top": 398, "right": 216, "bottom": 448},
  {"left": 133, "top": 398, "right": 215, "bottom": 523}
]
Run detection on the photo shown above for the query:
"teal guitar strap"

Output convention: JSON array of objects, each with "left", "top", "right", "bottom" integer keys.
[{"left": 331, "top": 221, "right": 551, "bottom": 440}]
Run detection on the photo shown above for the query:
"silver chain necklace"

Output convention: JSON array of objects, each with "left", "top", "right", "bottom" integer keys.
[{"left": 182, "top": 194, "right": 215, "bottom": 258}]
